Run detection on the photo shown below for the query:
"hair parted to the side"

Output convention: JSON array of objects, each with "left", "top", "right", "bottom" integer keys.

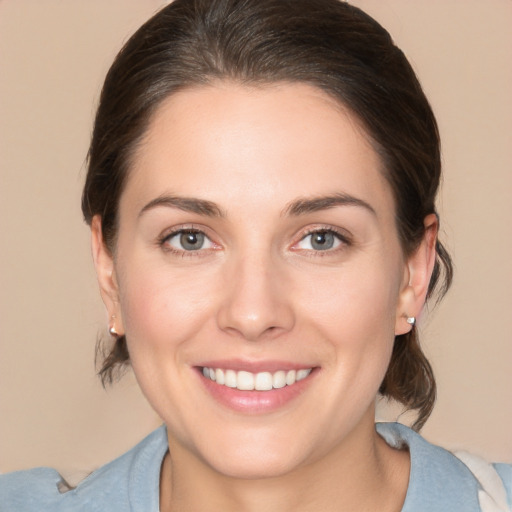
[{"left": 82, "top": 0, "right": 453, "bottom": 431}]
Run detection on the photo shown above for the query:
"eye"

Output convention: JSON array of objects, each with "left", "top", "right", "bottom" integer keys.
[
  {"left": 295, "top": 229, "right": 345, "bottom": 251},
  {"left": 164, "top": 229, "right": 214, "bottom": 252}
]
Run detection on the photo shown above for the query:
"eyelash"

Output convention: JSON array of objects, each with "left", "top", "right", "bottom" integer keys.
[
  {"left": 293, "top": 227, "right": 352, "bottom": 255},
  {"left": 158, "top": 226, "right": 217, "bottom": 256},
  {"left": 157, "top": 225, "right": 351, "bottom": 257}
]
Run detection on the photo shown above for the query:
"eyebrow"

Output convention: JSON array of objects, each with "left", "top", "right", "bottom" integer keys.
[
  {"left": 138, "top": 195, "right": 225, "bottom": 218},
  {"left": 283, "top": 193, "right": 377, "bottom": 217},
  {"left": 138, "top": 192, "right": 376, "bottom": 219}
]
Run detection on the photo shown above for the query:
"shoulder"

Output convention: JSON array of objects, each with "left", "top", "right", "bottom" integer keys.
[
  {"left": 0, "top": 467, "right": 63, "bottom": 512},
  {"left": 0, "top": 426, "right": 168, "bottom": 512},
  {"left": 494, "top": 463, "right": 512, "bottom": 503},
  {"left": 376, "top": 422, "right": 512, "bottom": 512}
]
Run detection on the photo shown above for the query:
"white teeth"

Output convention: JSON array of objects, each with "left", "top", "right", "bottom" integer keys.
[
  {"left": 225, "top": 369, "right": 237, "bottom": 388},
  {"left": 296, "top": 368, "right": 312, "bottom": 381},
  {"left": 201, "top": 367, "right": 313, "bottom": 391},
  {"left": 272, "top": 370, "right": 286, "bottom": 389},
  {"left": 237, "top": 371, "right": 254, "bottom": 391},
  {"left": 215, "top": 368, "right": 225, "bottom": 385},
  {"left": 285, "top": 369, "right": 296, "bottom": 385},
  {"left": 255, "top": 372, "right": 273, "bottom": 391}
]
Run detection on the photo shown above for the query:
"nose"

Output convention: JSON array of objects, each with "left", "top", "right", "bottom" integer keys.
[{"left": 216, "top": 253, "right": 295, "bottom": 342}]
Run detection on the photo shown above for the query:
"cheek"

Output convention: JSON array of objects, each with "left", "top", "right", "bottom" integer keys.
[
  {"left": 299, "top": 260, "right": 400, "bottom": 338},
  {"left": 297, "top": 258, "right": 401, "bottom": 389},
  {"left": 114, "top": 261, "right": 221, "bottom": 423},
  {"left": 117, "top": 261, "right": 217, "bottom": 357}
]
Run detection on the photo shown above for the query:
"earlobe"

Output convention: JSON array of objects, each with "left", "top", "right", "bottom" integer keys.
[
  {"left": 91, "top": 216, "right": 124, "bottom": 334},
  {"left": 395, "top": 214, "right": 438, "bottom": 335}
]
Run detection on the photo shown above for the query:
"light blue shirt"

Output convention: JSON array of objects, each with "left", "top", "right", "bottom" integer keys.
[{"left": 1, "top": 423, "right": 510, "bottom": 511}]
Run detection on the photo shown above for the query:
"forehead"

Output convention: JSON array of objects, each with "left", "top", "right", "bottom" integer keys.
[{"left": 123, "top": 81, "right": 394, "bottom": 219}]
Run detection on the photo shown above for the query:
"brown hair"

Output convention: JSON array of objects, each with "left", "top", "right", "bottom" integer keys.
[{"left": 83, "top": 0, "right": 453, "bottom": 431}]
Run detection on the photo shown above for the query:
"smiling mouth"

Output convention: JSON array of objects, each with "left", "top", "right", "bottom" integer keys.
[{"left": 201, "top": 367, "right": 313, "bottom": 391}]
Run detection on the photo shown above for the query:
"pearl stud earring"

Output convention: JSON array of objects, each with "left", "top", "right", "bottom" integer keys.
[{"left": 109, "top": 315, "right": 119, "bottom": 336}]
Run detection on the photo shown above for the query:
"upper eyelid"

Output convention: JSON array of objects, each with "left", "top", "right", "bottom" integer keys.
[
  {"left": 297, "top": 226, "right": 352, "bottom": 242},
  {"left": 162, "top": 229, "right": 203, "bottom": 242},
  {"left": 158, "top": 225, "right": 217, "bottom": 248},
  {"left": 159, "top": 224, "right": 210, "bottom": 240}
]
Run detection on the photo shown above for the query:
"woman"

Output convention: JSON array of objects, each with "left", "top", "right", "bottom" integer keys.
[{"left": 1, "top": 0, "right": 510, "bottom": 510}]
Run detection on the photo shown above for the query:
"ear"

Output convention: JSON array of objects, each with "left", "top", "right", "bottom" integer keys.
[
  {"left": 91, "top": 215, "right": 124, "bottom": 336},
  {"left": 395, "top": 213, "right": 438, "bottom": 335}
]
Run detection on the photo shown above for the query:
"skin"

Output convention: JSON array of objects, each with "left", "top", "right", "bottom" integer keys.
[{"left": 92, "top": 82, "right": 437, "bottom": 511}]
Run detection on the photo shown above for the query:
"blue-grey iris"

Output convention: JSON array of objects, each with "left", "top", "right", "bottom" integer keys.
[{"left": 180, "top": 231, "right": 205, "bottom": 250}]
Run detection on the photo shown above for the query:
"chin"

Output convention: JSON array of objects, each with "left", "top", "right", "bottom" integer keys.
[
  {"left": 204, "top": 445, "right": 303, "bottom": 480},
  {"left": 182, "top": 422, "right": 313, "bottom": 480}
]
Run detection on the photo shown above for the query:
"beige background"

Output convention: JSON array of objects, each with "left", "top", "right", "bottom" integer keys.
[{"left": 1, "top": 0, "right": 511, "bottom": 476}]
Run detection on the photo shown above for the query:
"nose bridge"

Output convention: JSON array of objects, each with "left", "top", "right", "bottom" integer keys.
[{"left": 217, "top": 245, "right": 294, "bottom": 341}]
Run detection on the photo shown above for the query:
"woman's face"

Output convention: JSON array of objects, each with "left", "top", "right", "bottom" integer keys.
[{"left": 95, "top": 82, "right": 420, "bottom": 478}]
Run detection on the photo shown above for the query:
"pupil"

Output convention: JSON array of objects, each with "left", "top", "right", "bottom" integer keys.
[
  {"left": 312, "top": 231, "right": 334, "bottom": 250},
  {"left": 181, "top": 231, "right": 204, "bottom": 250}
]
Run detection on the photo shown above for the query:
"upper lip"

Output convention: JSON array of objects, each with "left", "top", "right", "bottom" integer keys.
[{"left": 196, "top": 359, "right": 317, "bottom": 373}]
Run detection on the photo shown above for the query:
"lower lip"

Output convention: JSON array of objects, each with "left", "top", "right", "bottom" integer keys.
[{"left": 197, "top": 368, "right": 317, "bottom": 414}]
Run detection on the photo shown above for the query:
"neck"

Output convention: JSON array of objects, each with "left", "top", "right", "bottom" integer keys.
[{"left": 160, "top": 414, "right": 409, "bottom": 512}]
